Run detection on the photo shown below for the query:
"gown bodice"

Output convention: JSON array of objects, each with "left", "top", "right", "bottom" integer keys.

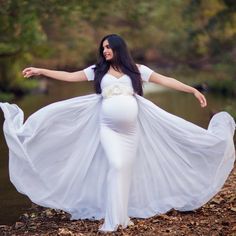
[
  {"left": 83, "top": 64, "right": 154, "bottom": 98},
  {"left": 101, "top": 74, "right": 134, "bottom": 98},
  {"left": 101, "top": 74, "right": 133, "bottom": 89},
  {"left": 83, "top": 64, "right": 154, "bottom": 84}
]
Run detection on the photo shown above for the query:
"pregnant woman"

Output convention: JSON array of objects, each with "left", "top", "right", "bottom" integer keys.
[{"left": 0, "top": 34, "right": 235, "bottom": 232}]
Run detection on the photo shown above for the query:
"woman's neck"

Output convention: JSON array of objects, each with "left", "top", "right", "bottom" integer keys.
[{"left": 109, "top": 64, "right": 122, "bottom": 72}]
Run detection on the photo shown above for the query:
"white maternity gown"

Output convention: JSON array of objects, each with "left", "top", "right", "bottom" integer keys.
[{"left": 0, "top": 64, "right": 235, "bottom": 232}]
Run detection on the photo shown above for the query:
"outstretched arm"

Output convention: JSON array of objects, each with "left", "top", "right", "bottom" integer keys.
[
  {"left": 149, "top": 71, "right": 207, "bottom": 107},
  {"left": 22, "top": 67, "right": 88, "bottom": 82}
]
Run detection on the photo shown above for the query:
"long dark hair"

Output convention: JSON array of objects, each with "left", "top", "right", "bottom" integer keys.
[{"left": 93, "top": 34, "right": 143, "bottom": 96}]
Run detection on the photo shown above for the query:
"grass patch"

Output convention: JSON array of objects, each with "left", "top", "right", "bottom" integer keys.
[{"left": 0, "top": 92, "right": 15, "bottom": 102}]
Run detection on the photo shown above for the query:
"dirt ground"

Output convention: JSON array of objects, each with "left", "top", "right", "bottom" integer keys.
[{"left": 0, "top": 164, "right": 235, "bottom": 236}]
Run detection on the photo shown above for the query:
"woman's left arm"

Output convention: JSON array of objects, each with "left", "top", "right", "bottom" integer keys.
[{"left": 149, "top": 72, "right": 207, "bottom": 108}]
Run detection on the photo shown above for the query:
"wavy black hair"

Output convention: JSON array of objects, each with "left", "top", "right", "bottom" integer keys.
[{"left": 93, "top": 34, "right": 143, "bottom": 96}]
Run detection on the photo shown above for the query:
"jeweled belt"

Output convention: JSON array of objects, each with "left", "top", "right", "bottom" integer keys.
[{"left": 102, "top": 84, "right": 134, "bottom": 98}]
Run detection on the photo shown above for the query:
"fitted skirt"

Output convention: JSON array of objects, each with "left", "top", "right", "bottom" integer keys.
[{"left": 99, "top": 95, "right": 139, "bottom": 230}]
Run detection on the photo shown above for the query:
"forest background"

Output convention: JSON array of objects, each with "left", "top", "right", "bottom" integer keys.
[{"left": 0, "top": 0, "right": 236, "bottom": 103}]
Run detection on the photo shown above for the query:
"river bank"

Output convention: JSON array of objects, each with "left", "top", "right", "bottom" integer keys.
[{"left": 0, "top": 164, "right": 235, "bottom": 235}]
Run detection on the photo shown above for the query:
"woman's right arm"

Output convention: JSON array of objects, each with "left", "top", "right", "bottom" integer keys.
[{"left": 22, "top": 67, "right": 88, "bottom": 82}]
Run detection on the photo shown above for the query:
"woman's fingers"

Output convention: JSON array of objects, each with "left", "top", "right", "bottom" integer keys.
[
  {"left": 199, "top": 94, "right": 207, "bottom": 107},
  {"left": 22, "top": 68, "right": 29, "bottom": 73},
  {"left": 22, "top": 68, "right": 31, "bottom": 77},
  {"left": 22, "top": 67, "right": 32, "bottom": 75},
  {"left": 23, "top": 71, "right": 32, "bottom": 78},
  {"left": 194, "top": 90, "right": 207, "bottom": 107},
  {"left": 22, "top": 67, "right": 39, "bottom": 78}
]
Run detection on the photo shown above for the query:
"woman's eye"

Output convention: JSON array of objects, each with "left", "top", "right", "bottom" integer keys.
[{"left": 103, "top": 45, "right": 110, "bottom": 50}]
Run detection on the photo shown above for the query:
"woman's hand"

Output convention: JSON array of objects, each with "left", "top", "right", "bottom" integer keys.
[
  {"left": 22, "top": 67, "right": 42, "bottom": 78},
  {"left": 193, "top": 89, "right": 207, "bottom": 108}
]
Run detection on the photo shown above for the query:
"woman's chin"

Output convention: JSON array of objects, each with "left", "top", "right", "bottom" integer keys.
[{"left": 105, "top": 57, "right": 113, "bottom": 61}]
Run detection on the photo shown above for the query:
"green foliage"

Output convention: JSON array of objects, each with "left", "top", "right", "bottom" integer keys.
[
  {"left": 0, "top": 1, "right": 46, "bottom": 56},
  {"left": 0, "top": 0, "right": 235, "bottom": 101},
  {"left": 183, "top": 0, "right": 236, "bottom": 61},
  {"left": 0, "top": 91, "right": 15, "bottom": 102}
]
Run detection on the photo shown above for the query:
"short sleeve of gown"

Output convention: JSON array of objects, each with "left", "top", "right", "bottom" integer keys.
[
  {"left": 139, "top": 64, "right": 154, "bottom": 82},
  {"left": 83, "top": 65, "right": 95, "bottom": 81}
]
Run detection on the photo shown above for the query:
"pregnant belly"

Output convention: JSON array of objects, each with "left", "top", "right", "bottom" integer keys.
[{"left": 101, "top": 95, "right": 138, "bottom": 131}]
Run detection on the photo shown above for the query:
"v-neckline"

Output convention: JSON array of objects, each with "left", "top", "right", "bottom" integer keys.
[{"left": 106, "top": 73, "right": 127, "bottom": 80}]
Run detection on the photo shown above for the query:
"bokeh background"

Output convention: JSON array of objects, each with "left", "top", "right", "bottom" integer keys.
[{"left": 0, "top": 0, "right": 235, "bottom": 225}]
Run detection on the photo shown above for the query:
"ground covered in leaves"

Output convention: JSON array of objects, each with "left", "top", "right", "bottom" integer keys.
[{"left": 0, "top": 164, "right": 235, "bottom": 236}]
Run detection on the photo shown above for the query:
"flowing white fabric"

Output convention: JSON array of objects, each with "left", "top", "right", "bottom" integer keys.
[{"left": 0, "top": 65, "right": 235, "bottom": 232}]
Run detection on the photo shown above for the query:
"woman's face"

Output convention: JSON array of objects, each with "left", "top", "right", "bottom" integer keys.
[{"left": 102, "top": 39, "right": 114, "bottom": 61}]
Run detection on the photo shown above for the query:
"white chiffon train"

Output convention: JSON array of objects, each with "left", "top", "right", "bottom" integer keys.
[{"left": 0, "top": 92, "right": 235, "bottom": 231}]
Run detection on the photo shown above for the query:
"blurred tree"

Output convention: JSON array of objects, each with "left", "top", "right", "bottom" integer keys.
[
  {"left": 0, "top": 0, "right": 46, "bottom": 95},
  {"left": 0, "top": 0, "right": 107, "bottom": 96},
  {"left": 183, "top": 0, "right": 236, "bottom": 66},
  {"left": 0, "top": 0, "right": 235, "bottom": 100}
]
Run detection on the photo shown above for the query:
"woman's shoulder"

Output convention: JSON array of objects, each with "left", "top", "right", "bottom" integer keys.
[
  {"left": 136, "top": 64, "right": 154, "bottom": 82},
  {"left": 83, "top": 64, "right": 96, "bottom": 81}
]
